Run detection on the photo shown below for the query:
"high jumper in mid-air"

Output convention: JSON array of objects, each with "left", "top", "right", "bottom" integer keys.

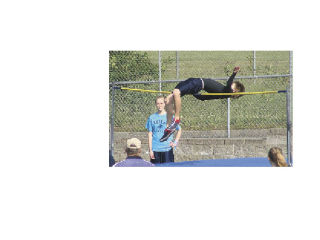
[{"left": 160, "top": 66, "right": 245, "bottom": 142}]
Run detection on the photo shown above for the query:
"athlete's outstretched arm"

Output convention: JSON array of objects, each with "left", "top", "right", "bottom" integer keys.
[{"left": 226, "top": 67, "right": 240, "bottom": 88}]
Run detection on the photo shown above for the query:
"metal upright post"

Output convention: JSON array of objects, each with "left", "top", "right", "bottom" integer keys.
[
  {"left": 286, "top": 87, "right": 292, "bottom": 166},
  {"left": 159, "top": 51, "right": 162, "bottom": 92},
  {"left": 289, "top": 51, "right": 293, "bottom": 76},
  {"left": 253, "top": 51, "right": 257, "bottom": 85},
  {"left": 110, "top": 82, "right": 115, "bottom": 157},
  {"left": 290, "top": 51, "right": 293, "bottom": 90},
  {"left": 227, "top": 98, "right": 231, "bottom": 138},
  {"left": 253, "top": 50, "right": 256, "bottom": 77},
  {"left": 288, "top": 51, "right": 293, "bottom": 166}
]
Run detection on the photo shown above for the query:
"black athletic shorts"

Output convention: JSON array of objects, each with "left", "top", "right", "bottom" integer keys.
[
  {"left": 174, "top": 78, "right": 203, "bottom": 97},
  {"left": 151, "top": 149, "right": 174, "bottom": 164}
]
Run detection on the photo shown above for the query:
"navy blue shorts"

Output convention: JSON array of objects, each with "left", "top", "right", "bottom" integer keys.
[
  {"left": 151, "top": 149, "right": 174, "bottom": 164},
  {"left": 174, "top": 78, "right": 203, "bottom": 97}
]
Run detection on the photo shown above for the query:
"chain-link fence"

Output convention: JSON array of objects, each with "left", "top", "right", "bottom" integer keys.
[{"left": 109, "top": 51, "right": 293, "bottom": 164}]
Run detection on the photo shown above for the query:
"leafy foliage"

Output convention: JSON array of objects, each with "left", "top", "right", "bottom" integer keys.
[{"left": 109, "top": 51, "right": 158, "bottom": 82}]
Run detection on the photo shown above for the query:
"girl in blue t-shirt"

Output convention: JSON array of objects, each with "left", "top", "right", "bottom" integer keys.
[{"left": 145, "top": 96, "right": 182, "bottom": 164}]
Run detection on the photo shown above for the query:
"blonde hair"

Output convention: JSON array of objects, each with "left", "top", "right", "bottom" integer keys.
[
  {"left": 155, "top": 95, "right": 165, "bottom": 104},
  {"left": 268, "top": 147, "right": 288, "bottom": 167}
]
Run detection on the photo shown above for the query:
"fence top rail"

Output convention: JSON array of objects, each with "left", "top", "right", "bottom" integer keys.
[{"left": 109, "top": 74, "right": 292, "bottom": 85}]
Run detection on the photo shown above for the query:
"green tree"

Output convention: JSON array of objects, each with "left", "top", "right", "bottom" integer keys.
[{"left": 109, "top": 51, "right": 159, "bottom": 82}]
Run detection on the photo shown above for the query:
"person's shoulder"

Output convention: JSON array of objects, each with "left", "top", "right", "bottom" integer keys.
[
  {"left": 149, "top": 112, "right": 158, "bottom": 118},
  {"left": 147, "top": 113, "right": 156, "bottom": 122},
  {"left": 150, "top": 112, "right": 165, "bottom": 119},
  {"left": 141, "top": 159, "right": 155, "bottom": 166},
  {"left": 113, "top": 161, "right": 123, "bottom": 167},
  {"left": 131, "top": 157, "right": 155, "bottom": 167},
  {"left": 114, "top": 158, "right": 155, "bottom": 167},
  {"left": 113, "top": 159, "right": 134, "bottom": 167}
]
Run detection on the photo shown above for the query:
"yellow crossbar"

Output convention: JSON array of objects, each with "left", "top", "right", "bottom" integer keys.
[
  {"left": 120, "top": 87, "right": 171, "bottom": 94},
  {"left": 120, "top": 87, "right": 284, "bottom": 96}
]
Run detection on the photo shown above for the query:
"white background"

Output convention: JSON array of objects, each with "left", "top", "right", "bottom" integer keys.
[{"left": 0, "top": 0, "right": 319, "bottom": 239}]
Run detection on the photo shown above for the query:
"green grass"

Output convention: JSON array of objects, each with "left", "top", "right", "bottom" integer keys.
[
  {"left": 110, "top": 51, "right": 290, "bottom": 132},
  {"left": 143, "top": 51, "right": 290, "bottom": 79}
]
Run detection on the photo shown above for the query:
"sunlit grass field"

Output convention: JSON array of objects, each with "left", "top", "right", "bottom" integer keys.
[{"left": 146, "top": 51, "right": 290, "bottom": 78}]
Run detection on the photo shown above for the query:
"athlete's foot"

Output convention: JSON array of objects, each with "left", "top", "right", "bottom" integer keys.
[
  {"left": 160, "top": 119, "right": 180, "bottom": 142},
  {"left": 167, "top": 119, "right": 180, "bottom": 131},
  {"left": 160, "top": 128, "right": 176, "bottom": 142}
]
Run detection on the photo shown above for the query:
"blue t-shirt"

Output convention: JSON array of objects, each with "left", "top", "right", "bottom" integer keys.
[{"left": 145, "top": 112, "right": 180, "bottom": 152}]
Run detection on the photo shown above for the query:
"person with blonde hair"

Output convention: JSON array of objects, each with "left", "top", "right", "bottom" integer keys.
[
  {"left": 268, "top": 147, "right": 288, "bottom": 167},
  {"left": 146, "top": 96, "right": 182, "bottom": 164}
]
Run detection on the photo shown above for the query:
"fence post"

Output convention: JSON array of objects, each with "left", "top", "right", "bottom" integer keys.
[
  {"left": 288, "top": 51, "right": 293, "bottom": 166},
  {"left": 176, "top": 51, "right": 179, "bottom": 80},
  {"left": 286, "top": 87, "right": 292, "bottom": 166},
  {"left": 159, "top": 51, "right": 162, "bottom": 92},
  {"left": 227, "top": 98, "right": 231, "bottom": 138},
  {"left": 253, "top": 50, "right": 256, "bottom": 76},
  {"left": 110, "top": 82, "right": 115, "bottom": 157}
]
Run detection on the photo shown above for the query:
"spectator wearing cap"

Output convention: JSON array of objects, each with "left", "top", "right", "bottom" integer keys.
[{"left": 113, "top": 138, "right": 155, "bottom": 167}]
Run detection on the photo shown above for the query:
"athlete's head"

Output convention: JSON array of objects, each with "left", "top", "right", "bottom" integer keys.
[
  {"left": 231, "top": 81, "right": 245, "bottom": 99},
  {"left": 155, "top": 95, "right": 165, "bottom": 112},
  {"left": 268, "top": 147, "right": 288, "bottom": 167}
]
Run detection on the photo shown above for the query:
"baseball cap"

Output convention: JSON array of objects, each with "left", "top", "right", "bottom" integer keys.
[{"left": 126, "top": 138, "right": 141, "bottom": 149}]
